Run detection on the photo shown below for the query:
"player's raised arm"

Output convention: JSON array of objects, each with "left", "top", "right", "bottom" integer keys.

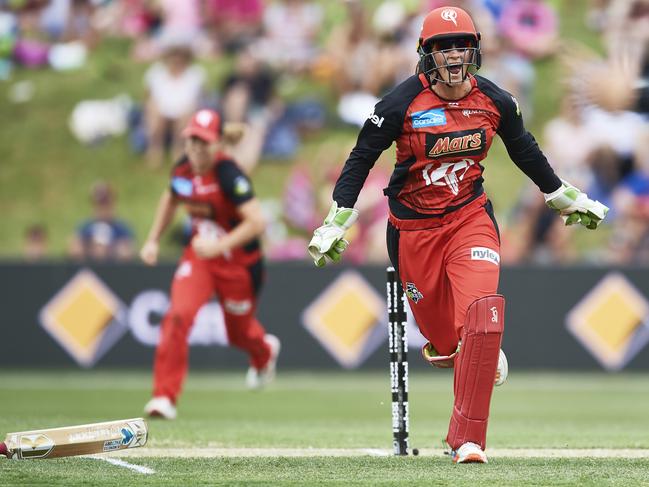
[
  {"left": 484, "top": 78, "right": 609, "bottom": 229},
  {"left": 308, "top": 86, "right": 409, "bottom": 267}
]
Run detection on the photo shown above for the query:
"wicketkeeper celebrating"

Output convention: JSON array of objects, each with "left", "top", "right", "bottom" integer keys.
[
  {"left": 141, "top": 109, "right": 280, "bottom": 420},
  {"left": 309, "top": 6, "right": 607, "bottom": 463}
]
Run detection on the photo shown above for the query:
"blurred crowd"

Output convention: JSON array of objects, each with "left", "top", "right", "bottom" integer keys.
[
  {"left": 5, "top": 0, "right": 649, "bottom": 265},
  {"left": 502, "top": 0, "right": 649, "bottom": 265}
]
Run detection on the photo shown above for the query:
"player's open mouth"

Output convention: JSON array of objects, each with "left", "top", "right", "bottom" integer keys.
[{"left": 448, "top": 64, "right": 462, "bottom": 75}]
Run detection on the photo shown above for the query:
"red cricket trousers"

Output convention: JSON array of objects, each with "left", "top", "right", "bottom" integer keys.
[
  {"left": 387, "top": 194, "right": 502, "bottom": 449},
  {"left": 387, "top": 194, "right": 501, "bottom": 354},
  {"left": 152, "top": 249, "right": 271, "bottom": 403}
]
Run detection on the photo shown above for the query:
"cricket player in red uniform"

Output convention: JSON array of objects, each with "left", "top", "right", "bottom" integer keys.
[
  {"left": 141, "top": 109, "right": 280, "bottom": 420},
  {"left": 308, "top": 6, "right": 608, "bottom": 463}
]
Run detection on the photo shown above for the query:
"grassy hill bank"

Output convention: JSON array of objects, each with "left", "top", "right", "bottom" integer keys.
[{"left": 0, "top": 0, "right": 600, "bottom": 259}]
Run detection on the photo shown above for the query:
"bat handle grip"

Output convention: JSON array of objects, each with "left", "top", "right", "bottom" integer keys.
[{"left": 0, "top": 442, "right": 8, "bottom": 458}]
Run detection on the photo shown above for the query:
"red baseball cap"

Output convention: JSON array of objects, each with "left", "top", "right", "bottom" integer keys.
[{"left": 182, "top": 109, "right": 221, "bottom": 142}]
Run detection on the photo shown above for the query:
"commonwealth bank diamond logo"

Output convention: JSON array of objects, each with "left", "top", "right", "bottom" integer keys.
[
  {"left": 302, "top": 271, "right": 386, "bottom": 368},
  {"left": 39, "top": 269, "right": 128, "bottom": 367},
  {"left": 566, "top": 272, "right": 649, "bottom": 370}
]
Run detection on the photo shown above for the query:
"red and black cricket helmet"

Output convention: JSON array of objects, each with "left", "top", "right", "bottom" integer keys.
[{"left": 417, "top": 6, "right": 482, "bottom": 84}]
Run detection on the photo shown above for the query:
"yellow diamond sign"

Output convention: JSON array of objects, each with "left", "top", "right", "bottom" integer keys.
[
  {"left": 39, "top": 269, "right": 127, "bottom": 367},
  {"left": 302, "top": 270, "right": 386, "bottom": 368},
  {"left": 567, "top": 272, "right": 649, "bottom": 370}
]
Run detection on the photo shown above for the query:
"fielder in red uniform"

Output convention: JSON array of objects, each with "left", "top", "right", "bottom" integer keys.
[
  {"left": 141, "top": 109, "right": 280, "bottom": 420},
  {"left": 308, "top": 6, "right": 608, "bottom": 463}
]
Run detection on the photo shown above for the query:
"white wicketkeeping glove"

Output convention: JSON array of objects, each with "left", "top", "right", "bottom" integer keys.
[
  {"left": 544, "top": 180, "right": 609, "bottom": 230},
  {"left": 307, "top": 202, "right": 359, "bottom": 267}
]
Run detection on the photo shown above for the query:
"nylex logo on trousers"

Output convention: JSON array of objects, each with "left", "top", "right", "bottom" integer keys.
[{"left": 470, "top": 247, "right": 500, "bottom": 266}]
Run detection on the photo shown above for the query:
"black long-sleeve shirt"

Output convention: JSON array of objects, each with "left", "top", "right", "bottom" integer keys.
[{"left": 333, "top": 74, "right": 561, "bottom": 219}]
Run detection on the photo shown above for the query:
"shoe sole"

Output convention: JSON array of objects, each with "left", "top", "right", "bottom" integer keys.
[
  {"left": 146, "top": 409, "right": 175, "bottom": 420},
  {"left": 454, "top": 453, "right": 488, "bottom": 464},
  {"left": 247, "top": 336, "right": 281, "bottom": 390}
]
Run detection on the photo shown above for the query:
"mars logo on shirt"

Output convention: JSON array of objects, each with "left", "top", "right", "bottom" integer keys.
[{"left": 425, "top": 129, "right": 485, "bottom": 159}]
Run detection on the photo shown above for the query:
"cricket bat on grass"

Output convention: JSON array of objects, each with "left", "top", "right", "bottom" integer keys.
[{"left": 0, "top": 418, "right": 147, "bottom": 460}]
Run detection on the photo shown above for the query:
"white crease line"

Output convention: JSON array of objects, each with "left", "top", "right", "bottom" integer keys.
[
  {"left": 107, "top": 447, "right": 649, "bottom": 459},
  {"left": 362, "top": 449, "right": 391, "bottom": 456},
  {"left": 95, "top": 456, "right": 155, "bottom": 474}
]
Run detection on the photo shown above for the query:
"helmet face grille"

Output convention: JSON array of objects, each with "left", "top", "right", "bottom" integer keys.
[{"left": 417, "top": 41, "right": 481, "bottom": 85}]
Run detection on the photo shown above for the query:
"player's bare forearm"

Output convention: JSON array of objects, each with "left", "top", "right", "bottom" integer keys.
[
  {"left": 146, "top": 189, "right": 178, "bottom": 243},
  {"left": 191, "top": 198, "right": 266, "bottom": 259}
]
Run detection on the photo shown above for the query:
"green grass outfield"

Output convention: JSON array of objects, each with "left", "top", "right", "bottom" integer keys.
[{"left": 1, "top": 371, "right": 648, "bottom": 486}]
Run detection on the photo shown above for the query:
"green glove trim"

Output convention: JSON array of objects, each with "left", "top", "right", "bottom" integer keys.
[{"left": 308, "top": 203, "right": 359, "bottom": 267}]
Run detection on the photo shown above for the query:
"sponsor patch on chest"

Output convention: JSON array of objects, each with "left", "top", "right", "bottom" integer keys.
[
  {"left": 470, "top": 247, "right": 500, "bottom": 266},
  {"left": 425, "top": 128, "right": 486, "bottom": 158},
  {"left": 462, "top": 109, "right": 491, "bottom": 117},
  {"left": 172, "top": 177, "right": 193, "bottom": 197},
  {"left": 411, "top": 109, "right": 447, "bottom": 128}
]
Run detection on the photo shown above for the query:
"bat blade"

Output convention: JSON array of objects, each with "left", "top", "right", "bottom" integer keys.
[{"left": 2, "top": 418, "right": 147, "bottom": 460}]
